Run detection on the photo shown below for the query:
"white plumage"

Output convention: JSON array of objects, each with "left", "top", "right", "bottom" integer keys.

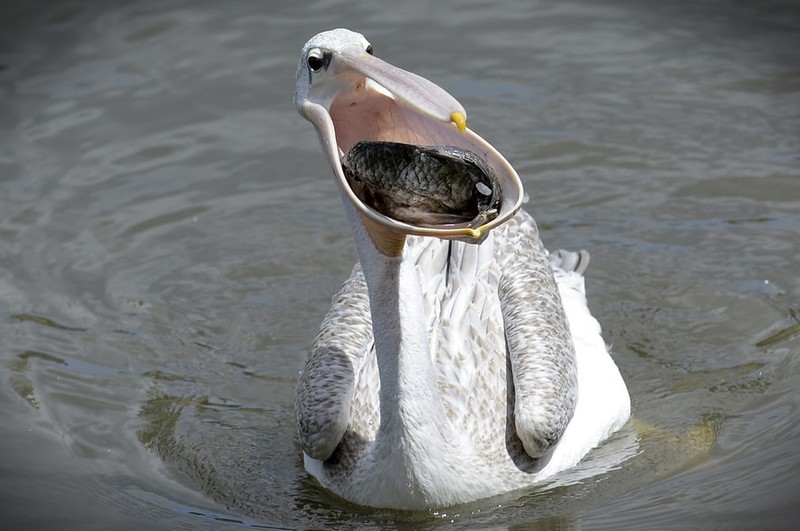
[{"left": 294, "top": 28, "right": 630, "bottom": 509}]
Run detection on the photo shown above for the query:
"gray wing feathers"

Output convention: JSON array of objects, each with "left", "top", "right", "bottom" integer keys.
[
  {"left": 548, "top": 248, "right": 590, "bottom": 275},
  {"left": 497, "top": 214, "right": 579, "bottom": 458},
  {"left": 295, "top": 264, "right": 373, "bottom": 460}
]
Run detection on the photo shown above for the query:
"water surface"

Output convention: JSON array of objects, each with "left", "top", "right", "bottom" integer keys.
[{"left": 1, "top": 0, "right": 799, "bottom": 529}]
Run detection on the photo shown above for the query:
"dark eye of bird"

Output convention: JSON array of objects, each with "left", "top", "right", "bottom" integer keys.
[
  {"left": 366, "top": 45, "right": 374, "bottom": 55},
  {"left": 307, "top": 53, "right": 324, "bottom": 73}
]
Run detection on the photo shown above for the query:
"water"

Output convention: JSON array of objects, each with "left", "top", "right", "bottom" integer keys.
[{"left": 1, "top": 0, "right": 798, "bottom": 528}]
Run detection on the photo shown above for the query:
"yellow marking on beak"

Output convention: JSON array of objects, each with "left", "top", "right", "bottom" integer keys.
[
  {"left": 467, "top": 227, "right": 482, "bottom": 239},
  {"left": 450, "top": 112, "right": 467, "bottom": 133}
]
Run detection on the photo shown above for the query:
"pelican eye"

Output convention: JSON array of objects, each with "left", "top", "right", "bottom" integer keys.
[
  {"left": 307, "top": 48, "right": 327, "bottom": 73},
  {"left": 366, "top": 44, "right": 373, "bottom": 55}
]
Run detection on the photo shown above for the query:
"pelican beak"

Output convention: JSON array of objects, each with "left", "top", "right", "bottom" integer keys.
[{"left": 300, "top": 44, "right": 523, "bottom": 255}]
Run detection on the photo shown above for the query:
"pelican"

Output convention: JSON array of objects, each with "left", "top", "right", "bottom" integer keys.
[{"left": 293, "top": 28, "right": 630, "bottom": 509}]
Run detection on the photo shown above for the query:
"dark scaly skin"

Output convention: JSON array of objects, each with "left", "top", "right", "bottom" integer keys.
[{"left": 342, "top": 141, "right": 501, "bottom": 228}]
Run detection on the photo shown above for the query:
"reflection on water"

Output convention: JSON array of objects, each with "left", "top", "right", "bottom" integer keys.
[{"left": 1, "top": 0, "right": 798, "bottom": 529}]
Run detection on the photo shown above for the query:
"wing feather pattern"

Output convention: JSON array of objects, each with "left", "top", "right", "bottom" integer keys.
[
  {"left": 497, "top": 212, "right": 579, "bottom": 457},
  {"left": 295, "top": 264, "right": 373, "bottom": 460}
]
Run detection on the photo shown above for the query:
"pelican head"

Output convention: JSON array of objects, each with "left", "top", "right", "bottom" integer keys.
[{"left": 294, "top": 28, "right": 524, "bottom": 255}]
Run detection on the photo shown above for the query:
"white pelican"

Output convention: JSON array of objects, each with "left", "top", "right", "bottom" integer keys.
[{"left": 293, "top": 28, "right": 630, "bottom": 509}]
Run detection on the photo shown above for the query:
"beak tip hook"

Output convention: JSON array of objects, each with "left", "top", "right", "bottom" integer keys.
[{"left": 450, "top": 111, "right": 467, "bottom": 133}]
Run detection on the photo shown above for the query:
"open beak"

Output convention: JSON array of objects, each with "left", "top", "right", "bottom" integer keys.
[{"left": 299, "top": 45, "right": 523, "bottom": 255}]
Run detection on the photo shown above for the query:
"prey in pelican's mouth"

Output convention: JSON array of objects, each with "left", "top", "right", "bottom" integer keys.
[{"left": 294, "top": 28, "right": 523, "bottom": 254}]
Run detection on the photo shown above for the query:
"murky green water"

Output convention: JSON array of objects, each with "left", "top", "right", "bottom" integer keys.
[{"left": 1, "top": 0, "right": 798, "bottom": 529}]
